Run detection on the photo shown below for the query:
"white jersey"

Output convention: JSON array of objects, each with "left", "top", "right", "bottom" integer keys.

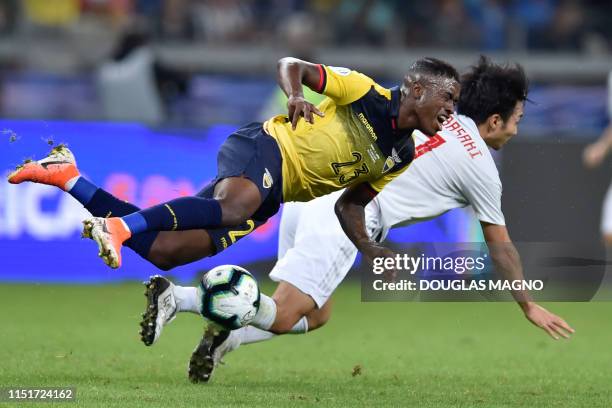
[
  {"left": 373, "top": 114, "right": 505, "bottom": 229},
  {"left": 270, "top": 114, "right": 505, "bottom": 307}
]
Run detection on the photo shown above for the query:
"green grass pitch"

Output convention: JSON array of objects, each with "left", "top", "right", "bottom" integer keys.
[{"left": 0, "top": 281, "right": 610, "bottom": 407}]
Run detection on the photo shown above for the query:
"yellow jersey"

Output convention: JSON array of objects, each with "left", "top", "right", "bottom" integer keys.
[{"left": 264, "top": 65, "right": 415, "bottom": 202}]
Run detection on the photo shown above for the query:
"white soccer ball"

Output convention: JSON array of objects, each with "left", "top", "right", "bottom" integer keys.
[{"left": 199, "top": 265, "right": 260, "bottom": 330}]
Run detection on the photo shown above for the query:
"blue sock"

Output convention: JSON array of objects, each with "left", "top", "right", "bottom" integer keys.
[
  {"left": 122, "top": 196, "right": 223, "bottom": 235},
  {"left": 122, "top": 213, "right": 148, "bottom": 234},
  {"left": 68, "top": 177, "right": 98, "bottom": 206}
]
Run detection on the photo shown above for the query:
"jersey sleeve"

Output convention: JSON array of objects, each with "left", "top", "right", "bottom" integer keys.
[
  {"left": 461, "top": 173, "right": 506, "bottom": 226},
  {"left": 313, "top": 65, "right": 375, "bottom": 106}
]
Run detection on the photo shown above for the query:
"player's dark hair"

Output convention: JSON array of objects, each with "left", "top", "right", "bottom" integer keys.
[
  {"left": 457, "top": 55, "right": 529, "bottom": 125},
  {"left": 409, "top": 57, "right": 460, "bottom": 83}
]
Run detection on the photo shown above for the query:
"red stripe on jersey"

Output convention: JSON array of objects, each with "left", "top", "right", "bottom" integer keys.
[
  {"left": 316, "top": 64, "right": 325, "bottom": 93},
  {"left": 414, "top": 134, "right": 446, "bottom": 159},
  {"left": 391, "top": 117, "right": 397, "bottom": 130}
]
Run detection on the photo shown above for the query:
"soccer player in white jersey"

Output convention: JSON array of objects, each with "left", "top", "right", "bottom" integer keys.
[
  {"left": 583, "top": 70, "right": 612, "bottom": 248},
  {"left": 148, "top": 57, "right": 575, "bottom": 382}
]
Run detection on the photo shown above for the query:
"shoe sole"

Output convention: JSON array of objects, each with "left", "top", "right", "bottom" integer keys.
[
  {"left": 82, "top": 219, "right": 119, "bottom": 268},
  {"left": 7, "top": 159, "right": 34, "bottom": 182},
  {"left": 188, "top": 333, "right": 216, "bottom": 383},
  {"left": 139, "top": 275, "right": 169, "bottom": 346}
]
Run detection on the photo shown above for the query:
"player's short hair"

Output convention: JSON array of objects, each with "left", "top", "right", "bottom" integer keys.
[
  {"left": 408, "top": 57, "right": 460, "bottom": 83},
  {"left": 457, "top": 55, "right": 529, "bottom": 125}
]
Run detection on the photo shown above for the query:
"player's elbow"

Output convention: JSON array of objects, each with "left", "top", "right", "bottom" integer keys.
[
  {"left": 277, "top": 57, "right": 299, "bottom": 73},
  {"left": 334, "top": 198, "right": 346, "bottom": 221}
]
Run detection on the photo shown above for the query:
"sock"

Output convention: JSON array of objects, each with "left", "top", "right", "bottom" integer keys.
[
  {"left": 174, "top": 286, "right": 201, "bottom": 314},
  {"left": 236, "top": 326, "right": 275, "bottom": 345},
  {"left": 250, "top": 294, "right": 277, "bottom": 330},
  {"left": 288, "top": 316, "right": 309, "bottom": 334},
  {"left": 66, "top": 176, "right": 97, "bottom": 205},
  {"left": 122, "top": 196, "right": 222, "bottom": 235},
  {"left": 237, "top": 317, "right": 309, "bottom": 346}
]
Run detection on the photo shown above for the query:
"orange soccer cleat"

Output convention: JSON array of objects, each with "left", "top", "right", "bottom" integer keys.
[
  {"left": 82, "top": 217, "right": 132, "bottom": 269},
  {"left": 7, "top": 144, "right": 80, "bottom": 190}
]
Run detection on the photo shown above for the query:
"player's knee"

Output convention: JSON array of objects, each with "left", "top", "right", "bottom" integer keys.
[{"left": 217, "top": 199, "right": 251, "bottom": 226}]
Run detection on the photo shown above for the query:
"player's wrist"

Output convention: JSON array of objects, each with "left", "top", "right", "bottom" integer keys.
[{"left": 519, "top": 300, "right": 536, "bottom": 313}]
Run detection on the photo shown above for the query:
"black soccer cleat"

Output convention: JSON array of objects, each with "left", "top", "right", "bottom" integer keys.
[
  {"left": 139, "top": 275, "right": 177, "bottom": 346},
  {"left": 188, "top": 327, "right": 234, "bottom": 383}
]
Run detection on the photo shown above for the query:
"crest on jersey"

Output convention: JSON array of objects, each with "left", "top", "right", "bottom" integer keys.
[
  {"left": 382, "top": 148, "right": 402, "bottom": 174},
  {"left": 382, "top": 157, "right": 395, "bottom": 173},
  {"left": 262, "top": 168, "right": 273, "bottom": 189}
]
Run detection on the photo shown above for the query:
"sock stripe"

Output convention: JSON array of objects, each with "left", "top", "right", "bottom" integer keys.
[{"left": 164, "top": 204, "right": 178, "bottom": 231}]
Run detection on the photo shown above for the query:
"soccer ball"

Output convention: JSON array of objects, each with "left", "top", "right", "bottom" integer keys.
[{"left": 199, "top": 265, "right": 260, "bottom": 330}]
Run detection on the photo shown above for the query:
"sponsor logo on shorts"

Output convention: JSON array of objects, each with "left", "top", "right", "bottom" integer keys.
[{"left": 262, "top": 168, "right": 273, "bottom": 189}]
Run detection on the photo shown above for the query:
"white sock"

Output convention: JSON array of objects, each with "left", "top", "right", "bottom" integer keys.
[
  {"left": 288, "top": 316, "right": 308, "bottom": 334},
  {"left": 236, "top": 316, "right": 309, "bottom": 346},
  {"left": 236, "top": 326, "right": 275, "bottom": 345},
  {"left": 173, "top": 285, "right": 201, "bottom": 314},
  {"left": 250, "top": 294, "right": 277, "bottom": 330},
  {"left": 64, "top": 175, "right": 80, "bottom": 191}
]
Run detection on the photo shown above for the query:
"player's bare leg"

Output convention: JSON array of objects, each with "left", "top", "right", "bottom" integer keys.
[
  {"left": 270, "top": 281, "right": 329, "bottom": 333},
  {"left": 147, "top": 230, "right": 215, "bottom": 270}
]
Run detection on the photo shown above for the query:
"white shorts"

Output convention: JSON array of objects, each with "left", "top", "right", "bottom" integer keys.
[
  {"left": 269, "top": 191, "right": 385, "bottom": 308},
  {"left": 602, "top": 183, "right": 612, "bottom": 235}
]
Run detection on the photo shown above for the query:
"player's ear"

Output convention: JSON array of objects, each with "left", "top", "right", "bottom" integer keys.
[
  {"left": 403, "top": 74, "right": 423, "bottom": 100},
  {"left": 412, "top": 82, "right": 424, "bottom": 99},
  {"left": 487, "top": 113, "right": 503, "bottom": 132}
]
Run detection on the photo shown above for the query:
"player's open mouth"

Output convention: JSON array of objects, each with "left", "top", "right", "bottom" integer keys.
[{"left": 437, "top": 114, "right": 448, "bottom": 127}]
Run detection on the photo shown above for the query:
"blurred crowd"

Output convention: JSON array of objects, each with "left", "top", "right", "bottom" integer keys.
[{"left": 0, "top": 0, "right": 610, "bottom": 53}]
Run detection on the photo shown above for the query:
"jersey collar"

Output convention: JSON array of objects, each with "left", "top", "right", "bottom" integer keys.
[{"left": 390, "top": 86, "right": 410, "bottom": 137}]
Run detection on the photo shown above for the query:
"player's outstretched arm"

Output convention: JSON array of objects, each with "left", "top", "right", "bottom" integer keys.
[
  {"left": 583, "top": 124, "right": 612, "bottom": 169},
  {"left": 481, "top": 222, "right": 575, "bottom": 340},
  {"left": 335, "top": 183, "right": 395, "bottom": 270},
  {"left": 277, "top": 57, "right": 324, "bottom": 130}
]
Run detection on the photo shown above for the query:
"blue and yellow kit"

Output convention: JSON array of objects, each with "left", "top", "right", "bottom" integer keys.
[
  {"left": 201, "top": 65, "right": 415, "bottom": 253},
  {"left": 265, "top": 64, "right": 415, "bottom": 202}
]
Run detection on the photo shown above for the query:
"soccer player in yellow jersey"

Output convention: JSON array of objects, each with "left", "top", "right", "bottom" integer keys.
[{"left": 8, "top": 57, "right": 460, "bottom": 271}]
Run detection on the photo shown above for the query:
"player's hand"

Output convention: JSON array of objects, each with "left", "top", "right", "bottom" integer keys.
[
  {"left": 523, "top": 303, "right": 575, "bottom": 340},
  {"left": 287, "top": 95, "right": 324, "bottom": 130},
  {"left": 583, "top": 142, "right": 608, "bottom": 169},
  {"left": 366, "top": 244, "right": 398, "bottom": 282}
]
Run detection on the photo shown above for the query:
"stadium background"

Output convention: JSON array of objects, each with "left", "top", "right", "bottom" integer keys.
[{"left": 0, "top": 1, "right": 611, "bottom": 407}]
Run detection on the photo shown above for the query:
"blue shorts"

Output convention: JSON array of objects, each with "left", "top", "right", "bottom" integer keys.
[{"left": 197, "top": 122, "right": 284, "bottom": 253}]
